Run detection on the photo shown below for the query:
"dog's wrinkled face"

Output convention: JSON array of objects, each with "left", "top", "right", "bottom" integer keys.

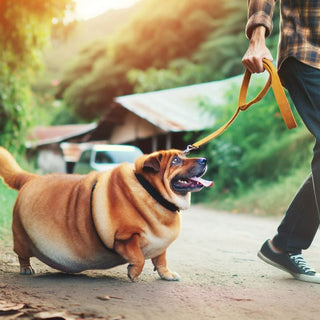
[
  {"left": 169, "top": 153, "right": 213, "bottom": 194},
  {"left": 134, "top": 149, "right": 213, "bottom": 210}
]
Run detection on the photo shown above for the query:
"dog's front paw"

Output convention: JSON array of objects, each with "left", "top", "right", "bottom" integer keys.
[
  {"left": 127, "top": 263, "right": 143, "bottom": 282},
  {"left": 20, "top": 266, "right": 35, "bottom": 275},
  {"left": 158, "top": 269, "right": 180, "bottom": 281}
]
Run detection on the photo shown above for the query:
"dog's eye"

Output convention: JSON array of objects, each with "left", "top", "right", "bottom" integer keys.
[{"left": 171, "top": 156, "right": 182, "bottom": 166}]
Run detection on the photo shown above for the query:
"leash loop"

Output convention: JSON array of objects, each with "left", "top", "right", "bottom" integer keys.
[
  {"left": 183, "top": 144, "right": 199, "bottom": 155},
  {"left": 186, "top": 59, "right": 297, "bottom": 151}
]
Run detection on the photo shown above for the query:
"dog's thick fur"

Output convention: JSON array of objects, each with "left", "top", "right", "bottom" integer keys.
[{"left": 0, "top": 147, "right": 210, "bottom": 281}]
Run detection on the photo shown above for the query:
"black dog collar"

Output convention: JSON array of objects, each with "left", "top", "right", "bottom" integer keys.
[{"left": 134, "top": 173, "right": 179, "bottom": 212}]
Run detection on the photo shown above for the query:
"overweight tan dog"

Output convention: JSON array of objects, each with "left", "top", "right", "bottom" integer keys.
[{"left": 0, "top": 147, "right": 212, "bottom": 281}]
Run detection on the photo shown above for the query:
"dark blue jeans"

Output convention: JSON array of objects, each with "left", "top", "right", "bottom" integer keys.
[{"left": 272, "top": 57, "right": 320, "bottom": 254}]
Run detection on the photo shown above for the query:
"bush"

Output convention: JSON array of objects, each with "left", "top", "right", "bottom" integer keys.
[
  {"left": 190, "top": 77, "right": 312, "bottom": 204},
  {"left": 0, "top": 180, "right": 16, "bottom": 238}
]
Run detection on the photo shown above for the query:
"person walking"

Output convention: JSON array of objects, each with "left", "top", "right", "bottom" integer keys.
[{"left": 242, "top": 0, "right": 320, "bottom": 283}]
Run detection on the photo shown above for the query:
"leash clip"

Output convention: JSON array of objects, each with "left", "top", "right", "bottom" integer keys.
[{"left": 183, "top": 144, "right": 199, "bottom": 155}]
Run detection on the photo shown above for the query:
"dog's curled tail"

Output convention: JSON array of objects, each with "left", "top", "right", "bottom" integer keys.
[{"left": 0, "top": 147, "right": 35, "bottom": 190}]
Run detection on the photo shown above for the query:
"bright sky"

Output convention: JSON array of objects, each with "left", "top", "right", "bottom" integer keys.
[{"left": 73, "top": 0, "right": 141, "bottom": 20}]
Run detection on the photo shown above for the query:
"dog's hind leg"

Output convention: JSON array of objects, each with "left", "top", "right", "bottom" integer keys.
[
  {"left": 14, "top": 240, "right": 35, "bottom": 275},
  {"left": 18, "top": 256, "right": 35, "bottom": 275},
  {"left": 12, "top": 216, "right": 35, "bottom": 275},
  {"left": 152, "top": 251, "right": 180, "bottom": 281}
]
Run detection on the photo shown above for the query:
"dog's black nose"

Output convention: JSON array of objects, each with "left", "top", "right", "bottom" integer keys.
[{"left": 198, "top": 158, "right": 207, "bottom": 166}]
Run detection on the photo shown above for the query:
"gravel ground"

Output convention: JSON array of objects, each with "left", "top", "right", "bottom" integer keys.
[{"left": 1, "top": 205, "right": 320, "bottom": 320}]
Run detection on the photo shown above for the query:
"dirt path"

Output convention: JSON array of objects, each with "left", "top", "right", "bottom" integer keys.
[{"left": 1, "top": 205, "right": 320, "bottom": 320}]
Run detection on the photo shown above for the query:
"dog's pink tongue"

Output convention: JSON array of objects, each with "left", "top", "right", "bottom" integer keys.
[{"left": 190, "top": 177, "right": 214, "bottom": 188}]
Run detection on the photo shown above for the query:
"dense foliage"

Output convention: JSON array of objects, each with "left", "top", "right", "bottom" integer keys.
[
  {"left": 56, "top": 0, "right": 280, "bottom": 122},
  {"left": 0, "top": 0, "right": 73, "bottom": 151},
  {"left": 190, "top": 81, "right": 313, "bottom": 202},
  {"left": 56, "top": 0, "right": 246, "bottom": 121}
]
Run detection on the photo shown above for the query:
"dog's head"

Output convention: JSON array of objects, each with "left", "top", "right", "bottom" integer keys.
[{"left": 134, "top": 149, "right": 213, "bottom": 210}]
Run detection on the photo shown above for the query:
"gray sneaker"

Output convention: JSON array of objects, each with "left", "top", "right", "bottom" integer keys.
[{"left": 258, "top": 240, "right": 320, "bottom": 283}]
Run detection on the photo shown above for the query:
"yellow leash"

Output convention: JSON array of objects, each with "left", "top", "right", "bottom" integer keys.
[{"left": 184, "top": 59, "right": 297, "bottom": 153}]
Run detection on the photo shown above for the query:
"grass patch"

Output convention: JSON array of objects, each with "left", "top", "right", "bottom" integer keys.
[
  {"left": 0, "top": 180, "right": 17, "bottom": 239},
  {"left": 210, "top": 165, "right": 310, "bottom": 216}
]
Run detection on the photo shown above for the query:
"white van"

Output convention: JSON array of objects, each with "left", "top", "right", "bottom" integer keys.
[{"left": 73, "top": 144, "right": 143, "bottom": 174}]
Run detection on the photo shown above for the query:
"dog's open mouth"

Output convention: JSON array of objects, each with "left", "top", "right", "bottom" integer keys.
[{"left": 172, "top": 175, "right": 213, "bottom": 193}]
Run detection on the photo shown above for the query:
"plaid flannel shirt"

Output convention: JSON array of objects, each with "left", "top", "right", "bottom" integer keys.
[{"left": 246, "top": 0, "right": 320, "bottom": 70}]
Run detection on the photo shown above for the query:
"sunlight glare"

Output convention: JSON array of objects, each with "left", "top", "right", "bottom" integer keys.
[{"left": 74, "top": 0, "right": 141, "bottom": 20}]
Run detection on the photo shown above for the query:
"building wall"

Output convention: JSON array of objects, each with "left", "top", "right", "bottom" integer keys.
[
  {"left": 110, "top": 112, "right": 165, "bottom": 144},
  {"left": 37, "top": 149, "right": 66, "bottom": 173}
]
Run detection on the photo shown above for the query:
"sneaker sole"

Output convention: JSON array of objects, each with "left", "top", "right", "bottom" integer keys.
[{"left": 258, "top": 251, "right": 320, "bottom": 284}]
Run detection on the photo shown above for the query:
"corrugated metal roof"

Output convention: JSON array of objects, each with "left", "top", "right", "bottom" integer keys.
[
  {"left": 115, "top": 74, "right": 247, "bottom": 132},
  {"left": 27, "top": 123, "right": 97, "bottom": 148}
]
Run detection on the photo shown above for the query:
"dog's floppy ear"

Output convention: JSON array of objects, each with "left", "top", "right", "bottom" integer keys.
[{"left": 143, "top": 154, "right": 162, "bottom": 172}]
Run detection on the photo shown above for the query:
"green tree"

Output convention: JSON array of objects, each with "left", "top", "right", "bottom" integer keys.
[
  {"left": 110, "top": 0, "right": 225, "bottom": 70},
  {"left": 63, "top": 57, "right": 133, "bottom": 120},
  {"left": 55, "top": 40, "right": 108, "bottom": 100},
  {"left": 58, "top": 0, "right": 227, "bottom": 121},
  {"left": 194, "top": 0, "right": 280, "bottom": 80},
  {"left": 0, "top": 0, "right": 73, "bottom": 151},
  {"left": 190, "top": 78, "right": 308, "bottom": 203},
  {"left": 126, "top": 0, "right": 249, "bottom": 92},
  {"left": 128, "top": 0, "right": 280, "bottom": 93},
  {"left": 128, "top": 59, "right": 207, "bottom": 92},
  {"left": 57, "top": 0, "right": 280, "bottom": 121}
]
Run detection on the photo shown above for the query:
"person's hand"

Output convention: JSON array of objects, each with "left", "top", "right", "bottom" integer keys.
[{"left": 242, "top": 26, "right": 273, "bottom": 73}]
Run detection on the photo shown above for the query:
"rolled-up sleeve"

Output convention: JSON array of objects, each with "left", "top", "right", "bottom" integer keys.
[{"left": 245, "top": 0, "right": 276, "bottom": 39}]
